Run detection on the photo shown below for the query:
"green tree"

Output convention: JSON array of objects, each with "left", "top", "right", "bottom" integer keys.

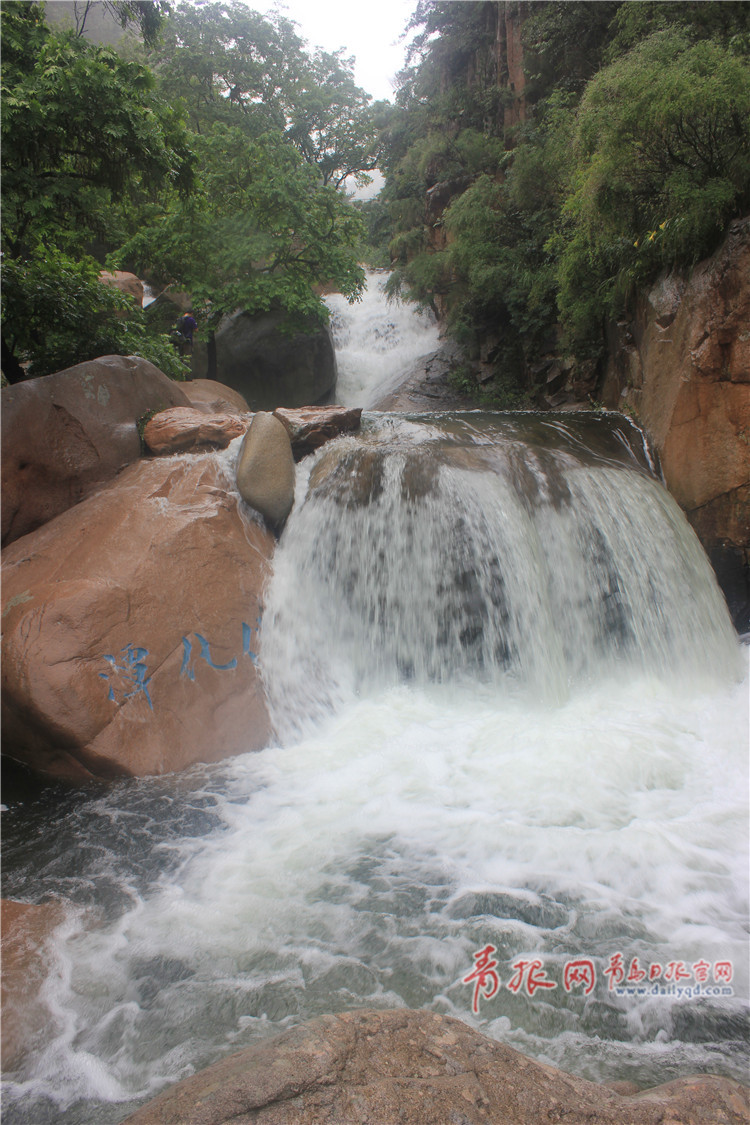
[
  {"left": 1, "top": 1, "right": 194, "bottom": 380},
  {"left": 68, "top": 1, "right": 170, "bottom": 45},
  {"left": 109, "top": 0, "right": 370, "bottom": 335},
  {"left": 380, "top": 0, "right": 750, "bottom": 394},
  {"left": 113, "top": 126, "right": 365, "bottom": 331},
  {"left": 150, "top": 1, "right": 382, "bottom": 188},
  {"left": 3, "top": 249, "right": 187, "bottom": 380},
  {"left": 555, "top": 30, "right": 750, "bottom": 356}
]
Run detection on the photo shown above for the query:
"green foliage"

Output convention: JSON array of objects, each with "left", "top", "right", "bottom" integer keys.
[
  {"left": 556, "top": 30, "right": 750, "bottom": 354},
  {"left": 1, "top": 247, "right": 188, "bottom": 379},
  {"left": 352, "top": 196, "right": 393, "bottom": 268},
  {"left": 116, "top": 1, "right": 371, "bottom": 329},
  {"left": 521, "top": 1, "right": 622, "bottom": 100},
  {"left": 72, "top": 1, "right": 170, "bottom": 46},
  {"left": 606, "top": 1, "right": 750, "bottom": 58},
  {"left": 150, "top": 1, "right": 382, "bottom": 189},
  {"left": 1, "top": 0, "right": 369, "bottom": 380},
  {"left": 1, "top": 3, "right": 194, "bottom": 260},
  {"left": 111, "top": 126, "right": 366, "bottom": 330},
  {"left": 1, "top": 2, "right": 195, "bottom": 379},
  {"left": 380, "top": 0, "right": 750, "bottom": 389}
]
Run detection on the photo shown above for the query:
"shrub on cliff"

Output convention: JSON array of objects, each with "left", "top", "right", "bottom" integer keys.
[{"left": 553, "top": 30, "right": 750, "bottom": 356}]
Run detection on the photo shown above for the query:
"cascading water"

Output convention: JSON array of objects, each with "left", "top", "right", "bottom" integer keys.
[
  {"left": 326, "top": 269, "right": 440, "bottom": 407},
  {"left": 2, "top": 317, "right": 747, "bottom": 1125}
]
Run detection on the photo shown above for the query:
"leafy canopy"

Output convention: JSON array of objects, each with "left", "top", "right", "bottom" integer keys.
[
  {"left": 1, "top": 1, "right": 196, "bottom": 379},
  {"left": 555, "top": 29, "right": 750, "bottom": 354},
  {"left": 150, "top": 0, "right": 383, "bottom": 189},
  {"left": 378, "top": 0, "right": 750, "bottom": 391}
]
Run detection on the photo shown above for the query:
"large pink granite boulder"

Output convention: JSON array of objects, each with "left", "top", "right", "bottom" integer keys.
[
  {"left": 1, "top": 355, "right": 190, "bottom": 546},
  {"left": 1, "top": 456, "right": 273, "bottom": 780}
]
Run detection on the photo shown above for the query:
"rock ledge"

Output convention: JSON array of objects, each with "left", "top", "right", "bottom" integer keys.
[{"left": 122, "top": 1008, "right": 749, "bottom": 1125}]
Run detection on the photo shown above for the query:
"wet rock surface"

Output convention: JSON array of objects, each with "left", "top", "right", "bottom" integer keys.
[
  {"left": 1, "top": 355, "right": 190, "bottom": 547},
  {"left": 194, "top": 308, "right": 338, "bottom": 411},
  {"left": 602, "top": 216, "right": 750, "bottom": 629},
  {"left": 181, "top": 379, "right": 252, "bottom": 415},
  {"left": 274, "top": 405, "right": 362, "bottom": 460},
  {"left": 236, "top": 412, "right": 296, "bottom": 532},
  {"left": 1, "top": 457, "right": 272, "bottom": 780},
  {"left": 1, "top": 899, "right": 64, "bottom": 1071},
  {"left": 122, "top": 1008, "right": 750, "bottom": 1125},
  {"left": 372, "top": 340, "right": 482, "bottom": 412},
  {"left": 143, "top": 406, "right": 250, "bottom": 455}
]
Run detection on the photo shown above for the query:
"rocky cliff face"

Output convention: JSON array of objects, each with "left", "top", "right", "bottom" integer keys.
[{"left": 602, "top": 217, "right": 750, "bottom": 629}]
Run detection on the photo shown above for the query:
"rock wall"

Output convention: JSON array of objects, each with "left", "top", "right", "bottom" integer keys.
[
  {"left": 602, "top": 217, "right": 750, "bottom": 630},
  {"left": 498, "top": 1, "right": 529, "bottom": 129}
]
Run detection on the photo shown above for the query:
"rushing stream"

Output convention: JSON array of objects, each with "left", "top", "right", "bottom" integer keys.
[
  {"left": 2, "top": 281, "right": 748, "bottom": 1125},
  {"left": 326, "top": 268, "right": 440, "bottom": 407}
]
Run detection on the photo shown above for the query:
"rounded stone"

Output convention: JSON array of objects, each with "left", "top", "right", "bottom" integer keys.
[{"left": 236, "top": 412, "right": 296, "bottom": 531}]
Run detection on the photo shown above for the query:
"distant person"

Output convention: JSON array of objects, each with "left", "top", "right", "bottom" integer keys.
[{"left": 176, "top": 311, "right": 197, "bottom": 354}]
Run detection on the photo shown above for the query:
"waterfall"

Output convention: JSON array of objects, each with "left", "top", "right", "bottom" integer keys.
[
  {"left": 2, "top": 333, "right": 747, "bottom": 1122},
  {"left": 261, "top": 412, "right": 739, "bottom": 742},
  {"left": 326, "top": 269, "right": 440, "bottom": 407}
]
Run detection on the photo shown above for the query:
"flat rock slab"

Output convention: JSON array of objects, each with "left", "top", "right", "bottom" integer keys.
[
  {"left": 144, "top": 407, "right": 250, "bottom": 455},
  {"left": 121, "top": 1008, "right": 749, "bottom": 1125},
  {"left": 273, "top": 405, "right": 362, "bottom": 460}
]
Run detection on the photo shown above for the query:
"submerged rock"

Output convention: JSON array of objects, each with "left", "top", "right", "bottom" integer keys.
[
  {"left": 1, "top": 355, "right": 190, "bottom": 547},
  {"left": 121, "top": 1008, "right": 750, "bottom": 1125},
  {"left": 236, "top": 412, "right": 296, "bottom": 532},
  {"left": 1, "top": 457, "right": 273, "bottom": 780}
]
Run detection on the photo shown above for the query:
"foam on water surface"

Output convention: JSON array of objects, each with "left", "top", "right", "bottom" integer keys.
[
  {"left": 326, "top": 270, "right": 440, "bottom": 407},
  {"left": 2, "top": 398, "right": 747, "bottom": 1125},
  {"left": 2, "top": 660, "right": 748, "bottom": 1123}
]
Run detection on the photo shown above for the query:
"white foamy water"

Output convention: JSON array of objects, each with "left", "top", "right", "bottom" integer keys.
[
  {"left": 326, "top": 269, "right": 440, "bottom": 407},
  {"left": 2, "top": 417, "right": 747, "bottom": 1125}
]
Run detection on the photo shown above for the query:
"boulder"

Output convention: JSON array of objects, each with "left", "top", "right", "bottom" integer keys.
[
  {"left": 1, "top": 457, "right": 273, "bottom": 780},
  {"left": 143, "top": 407, "right": 250, "bottom": 456},
  {"left": 193, "top": 308, "right": 337, "bottom": 410},
  {"left": 236, "top": 412, "right": 296, "bottom": 532},
  {"left": 274, "top": 405, "right": 363, "bottom": 460},
  {"left": 121, "top": 1008, "right": 750, "bottom": 1125},
  {"left": 181, "top": 379, "right": 251, "bottom": 415},
  {"left": 1, "top": 899, "right": 64, "bottom": 1070},
  {"left": 99, "top": 270, "right": 144, "bottom": 305},
  {"left": 1, "top": 355, "right": 190, "bottom": 547},
  {"left": 602, "top": 216, "right": 750, "bottom": 629}
]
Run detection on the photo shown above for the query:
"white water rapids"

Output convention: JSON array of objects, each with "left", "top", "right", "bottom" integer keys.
[
  {"left": 2, "top": 279, "right": 748, "bottom": 1125},
  {"left": 327, "top": 268, "right": 440, "bottom": 406}
]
